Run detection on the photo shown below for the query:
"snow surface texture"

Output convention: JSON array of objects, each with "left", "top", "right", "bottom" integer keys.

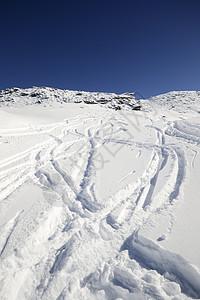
[{"left": 0, "top": 88, "right": 200, "bottom": 300}]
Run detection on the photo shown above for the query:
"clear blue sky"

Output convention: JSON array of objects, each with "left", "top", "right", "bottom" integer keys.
[{"left": 0, "top": 0, "right": 200, "bottom": 98}]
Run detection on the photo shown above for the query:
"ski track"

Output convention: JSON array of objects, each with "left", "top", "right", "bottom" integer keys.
[{"left": 0, "top": 111, "right": 200, "bottom": 300}]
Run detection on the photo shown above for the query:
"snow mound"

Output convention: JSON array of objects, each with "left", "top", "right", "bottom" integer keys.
[{"left": 121, "top": 231, "right": 200, "bottom": 299}]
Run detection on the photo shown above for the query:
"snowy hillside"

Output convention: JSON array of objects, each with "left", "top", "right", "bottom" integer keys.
[
  {"left": 143, "top": 91, "right": 200, "bottom": 114},
  {"left": 0, "top": 87, "right": 200, "bottom": 300},
  {"left": 0, "top": 87, "right": 141, "bottom": 111}
]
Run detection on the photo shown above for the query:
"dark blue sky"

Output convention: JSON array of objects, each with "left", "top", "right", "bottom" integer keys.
[{"left": 0, "top": 0, "right": 200, "bottom": 98}]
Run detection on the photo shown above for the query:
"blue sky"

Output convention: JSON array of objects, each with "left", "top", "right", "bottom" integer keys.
[{"left": 0, "top": 0, "right": 200, "bottom": 98}]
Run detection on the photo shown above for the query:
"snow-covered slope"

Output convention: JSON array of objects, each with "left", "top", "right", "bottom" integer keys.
[
  {"left": 142, "top": 91, "right": 200, "bottom": 115},
  {"left": 0, "top": 88, "right": 200, "bottom": 300}
]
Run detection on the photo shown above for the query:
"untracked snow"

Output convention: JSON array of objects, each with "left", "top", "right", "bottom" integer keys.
[{"left": 0, "top": 88, "right": 200, "bottom": 300}]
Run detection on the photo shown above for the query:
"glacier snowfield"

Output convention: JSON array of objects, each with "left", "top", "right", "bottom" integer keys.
[{"left": 0, "top": 88, "right": 200, "bottom": 300}]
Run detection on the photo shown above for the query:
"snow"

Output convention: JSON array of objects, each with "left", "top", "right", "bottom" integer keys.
[{"left": 0, "top": 87, "right": 200, "bottom": 299}]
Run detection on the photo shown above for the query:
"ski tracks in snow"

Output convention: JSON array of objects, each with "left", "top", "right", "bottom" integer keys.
[{"left": 0, "top": 111, "right": 200, "bottom": 299}]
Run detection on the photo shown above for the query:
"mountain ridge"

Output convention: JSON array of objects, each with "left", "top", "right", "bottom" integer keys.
[{"left": 0, "top": 87, "right": 141, "bottom": 111}]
